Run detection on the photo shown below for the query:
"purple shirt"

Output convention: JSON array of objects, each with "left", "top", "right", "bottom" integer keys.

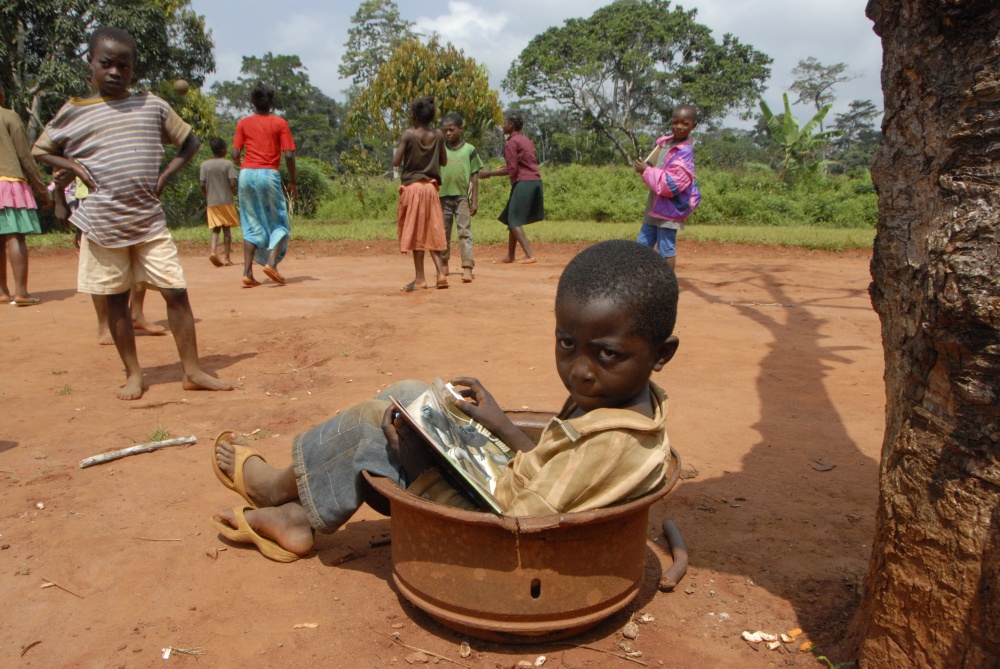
[{"left": 503, "top": 132, "right": 540, "bottom": 185}]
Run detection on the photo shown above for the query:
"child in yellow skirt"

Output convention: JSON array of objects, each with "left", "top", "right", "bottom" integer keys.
[{"left": 200, "top": 137, "right": 239, "bottom": 266}]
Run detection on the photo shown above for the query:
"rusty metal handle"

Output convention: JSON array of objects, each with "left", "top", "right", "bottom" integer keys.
[{"left": 658, "top": 519, "right": 688, "bottom": 592}]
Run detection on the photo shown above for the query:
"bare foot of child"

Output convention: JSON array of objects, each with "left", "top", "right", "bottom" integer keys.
[
  {"left": 133, "top": 317, "right": 167, "bottom": 336},
  {"left": 215, "top": 439, "right": 297, "bottom": 508},
  {"left": 213, "top": 504, "right": 314, "bottom": 556},
  {"left": 99, "top": 333, "right": 115, "bottom": 345},
  {"left": 118, "top": 373, "right": 145, "bottom": 400},
  {"left": 182, "top": 370, "right": 233, "bottom": 392}
]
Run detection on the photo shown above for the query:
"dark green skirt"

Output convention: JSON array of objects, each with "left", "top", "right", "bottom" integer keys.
[{"left": 498, "top": 179, "right": 544, "bottom": 229}]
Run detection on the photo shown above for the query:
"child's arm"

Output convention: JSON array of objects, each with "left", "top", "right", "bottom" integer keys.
[
  {"left": 230, "top": 146, "right": 241, "bottom": 168},
  {"left": 391, "top": 130, "right": 412, "bottom": 168},
  {"left": 156, "top": 131, "right": 199, "bottom": 196},
  {"left": 51, "top": 169, "right": 74, "bottom": 226},
  {"left": 437, "top": 130, "right": 447, "bottom": 167},
  {"left": 35, "top": 154, "right": 97, "bottom": 191},
  {"left": 468, "top": 171, "right": 479, "bottom": 216},
  {"left": 449, "top": 377, "right": 536, "bottom": 453},
  {"left": 283, "top": 150, "right": 296, "bottom": 200}
]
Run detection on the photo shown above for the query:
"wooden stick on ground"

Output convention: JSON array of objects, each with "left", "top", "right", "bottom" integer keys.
[{"left": 79, "top": 436, "right": 197, "bottom": 469}]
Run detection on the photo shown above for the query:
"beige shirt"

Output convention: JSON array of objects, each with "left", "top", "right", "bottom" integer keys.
[
  {"left": 409, "top": 383, "right": 671, "bottom": 516},
  {"left": 199, "top": 158, "right": 237, "bottom": 207}
]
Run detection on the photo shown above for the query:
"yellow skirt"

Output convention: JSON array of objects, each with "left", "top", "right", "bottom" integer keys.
[{"left": 206, "top": 203, "right": 239, "bottom": 229}]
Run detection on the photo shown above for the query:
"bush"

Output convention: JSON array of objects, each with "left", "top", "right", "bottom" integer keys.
[
  {"left": 280, "top": 156, "right": 333, "bottom": 219},
  {"left": 308, "top": 159, "right": 877, "bottom": 230}
]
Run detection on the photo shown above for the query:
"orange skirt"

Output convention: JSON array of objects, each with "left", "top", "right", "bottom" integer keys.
[
  {"left": 397, "top": 180, "right": 446, "bottom": 252},
  {"left": 206, "top": 203, "right": 239, "bottom": 229}
]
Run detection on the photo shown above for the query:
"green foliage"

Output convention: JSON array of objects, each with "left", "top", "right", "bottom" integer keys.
[
  {"left": 155, "top": 82, "right": 218, "bottom": 140},
  {"left": 159, "top": 144, "right": 207, "bottom": 228},
  {"left": 830, "top": 99, "right": 881, "bottom": 174},
  {"left": 503, "top": 0, "right": 771, "bottom": 162},
  {"left": 280, "top": 157, "right": 333, "bottom": 219},
  {"left": 759, "top": 93, "right": 841, "bottom": 181},
  {"left": 209, "top": 53, "right": 346, "bottom": 164},
  {"left": 314, "top": 162, "right": 876, "bottom": 230},
  {"left": 339, "top": 0, "right": 416, "bottom": 88},
  {"left": 346, "top": 36, "right": 503, "bottom": 150},
  {"left": 0, "top": 0, "right": 215, "bottom": 141}
]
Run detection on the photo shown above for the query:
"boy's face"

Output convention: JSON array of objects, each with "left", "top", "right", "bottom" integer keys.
[
  {"left": 442, "top": 121, "right": 462, "bottom": 144},
  {"left": 88, "top": 39, "right": 134, "bottom": 97},
  {"left": 554, "top": 296, "right": 677, "bottom": 413},
  {"left": 670, "top": 109, "right": 696, "bottom": 141}
]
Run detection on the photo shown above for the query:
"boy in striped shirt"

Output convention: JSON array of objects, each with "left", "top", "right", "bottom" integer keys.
[{"left": 34, "top": 27, "right": 231, "bottom": 400}]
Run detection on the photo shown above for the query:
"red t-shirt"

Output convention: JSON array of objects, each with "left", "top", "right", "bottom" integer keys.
[{"left": 233, "top": 114, "right": 295, "bottom": 170}]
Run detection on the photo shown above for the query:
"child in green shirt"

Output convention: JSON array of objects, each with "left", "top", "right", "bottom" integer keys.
[{"left": 439, "top": 113, "right": 484, "bottom": 283}]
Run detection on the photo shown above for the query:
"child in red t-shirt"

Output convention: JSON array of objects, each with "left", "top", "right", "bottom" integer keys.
[{"left": 231, "top": 82, "right": 296, "bottom": 288}]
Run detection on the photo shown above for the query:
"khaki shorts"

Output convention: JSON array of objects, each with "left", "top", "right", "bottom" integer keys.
[{"left": 78, "top": 229, "right": 187, "bottom": 295}]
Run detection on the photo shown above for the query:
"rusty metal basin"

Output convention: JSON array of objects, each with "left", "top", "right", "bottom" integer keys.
[{"left": 363, "top": 409, "right": 680, "bottom": 642}]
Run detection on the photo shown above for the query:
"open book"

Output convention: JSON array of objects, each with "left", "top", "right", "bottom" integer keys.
[{"left": 391, "top": 378, "right": 514, "bottom": 513}]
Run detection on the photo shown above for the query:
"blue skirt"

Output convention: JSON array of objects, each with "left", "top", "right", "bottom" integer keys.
[{"left": 238, "top": 168, "right": 289, "bottom": 266}]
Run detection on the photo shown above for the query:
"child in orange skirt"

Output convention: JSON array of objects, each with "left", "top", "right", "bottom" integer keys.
[
  {"left": 392, "top": 96, "right": 448, "bottom": 291},
  {"left": 200, "top": 137, "right": 238, "bottom": 267}
]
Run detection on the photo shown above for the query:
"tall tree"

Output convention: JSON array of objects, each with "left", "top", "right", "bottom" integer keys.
[
  {"left": 0, "top": 0, "right": 214, "bottom": 141},
  {"left": 832, "top": 99, "right": 881, "bottom": 173},
  {"left": 210, "top": 54, "right": 345, "bottom": 163},
  {"left": 338, "top": 0, "right": 416, "bottom": 89},
  {"left": 346, "top": 36, "right": 502, "bottom": 152},
  {"left": 852, "top": 1, "right": 1000, "bottom": 667},
  {"left": 789, "top": 57, "right": 851, "bottom": 132},
  {"left": 503, "top": 0, "right": 771, "bottom": 163}
]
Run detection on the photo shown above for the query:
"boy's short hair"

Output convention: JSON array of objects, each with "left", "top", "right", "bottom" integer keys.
[
  {"left": 209, "top": 137, "right": 227, "bottom": 155},
  {"left": 250, "top": 82, "right": 276, "bottom": 113},
  {"left": 89, "top": 27, "right": 137, "bottom": 61},
  {"left": 505, "top": 112, "right": 524, "bottom": 131},
  {"left": 442, "top": 112, "right": 463, "bottom": 127},
  {"left": 673, "top": 104, "right": 698, "bottom": 124},
  {"left": 410, "top": 97, "right": 436, "bottom": 124},
  {"left": 556, "top": 240, "right": 678, "bottom": 345}
]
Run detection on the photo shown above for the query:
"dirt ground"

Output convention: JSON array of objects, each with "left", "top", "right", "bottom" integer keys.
[{"left": 1, "top": 239, "right": 882, "bottom": 668}]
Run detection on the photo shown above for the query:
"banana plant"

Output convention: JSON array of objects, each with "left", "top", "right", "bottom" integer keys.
[{"left": 760, "top": 93, "right": 841, "bottom": 180}]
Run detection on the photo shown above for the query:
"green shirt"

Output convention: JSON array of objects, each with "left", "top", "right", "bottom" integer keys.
[{"left": 439, "top": 141, "right": 484, "bottom": 197}]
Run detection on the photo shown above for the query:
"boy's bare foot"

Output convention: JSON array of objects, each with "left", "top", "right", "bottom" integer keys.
[
  {"left": 98, "top": 333, "right": 115, "bottom": 345},
  {"left": 0, "top": 291, "right": 10, "bottom": 303},
  {"left": 495, "top": 256, "right": 514, "bottom": 264},
  {"left": 402, "top": 281, "right": 427, "bottom": 292},
  {"left": 224, "top": 258, "right": 234, "bottom": 266},
  {"left": 133, "top": 317, "right": 167, "bottom": 336},
  {"left": 182, "top": 370, "right": 233, "bottom": 392},
  {"left": 242, "top": 276, "right": 260, "bottom": 288},
  {"left": 213, "top": 504, "right": 314, "bottom": 556},
  {"left": 215, "top": 439, "right": 296, "bottom": 508},
  {"left": 462, "top": 268, "right": 473, "bottom": 282},
  {"left": 118, "top": 373, "right": 145, "bottom": 400}
]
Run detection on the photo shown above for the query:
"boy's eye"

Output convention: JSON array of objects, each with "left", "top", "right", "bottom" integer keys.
[
  {"left": 557, "top": 338, "right": 574, "bottom": 351},
  {"left": 598, "top": 348, "right": 620, "bottom": 362}
]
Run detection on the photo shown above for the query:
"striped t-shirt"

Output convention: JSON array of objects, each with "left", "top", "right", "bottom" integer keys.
[{"left": 32, "top": 93, "right": 191, "bottom": 248}]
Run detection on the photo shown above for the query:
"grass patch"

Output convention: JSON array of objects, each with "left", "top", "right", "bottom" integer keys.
[
  {"left": 57, "top": 385, "right": 72, "bottom": 396},
  {"left": 148, "top": 422, "right": 170, "bottom": 442}
]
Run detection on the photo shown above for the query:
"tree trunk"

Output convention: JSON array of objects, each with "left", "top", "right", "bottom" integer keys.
[{"left": 854, "top": 1, "right": 1000, "bottom": 667}]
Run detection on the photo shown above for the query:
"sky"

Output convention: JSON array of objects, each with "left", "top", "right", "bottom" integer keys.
[{"left": 187, "top": 0, "right": 884, "bottom": 126}]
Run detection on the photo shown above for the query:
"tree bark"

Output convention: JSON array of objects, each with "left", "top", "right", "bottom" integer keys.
[{"left": 855, "top": 1, "right": 1000, "bottom": 667}]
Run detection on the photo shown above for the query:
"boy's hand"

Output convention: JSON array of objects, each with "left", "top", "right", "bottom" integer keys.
[
  {"left": 286, "top": 182, "right": 297, "bottom": 200},
  {"left": 633, "top": 159, "right": 648, "bottom": 174},
  {"left": 381, "top": 405, "right": 435, "bottom": 480},
  {"left": 155, "top": 173, "right": 169, "bottom": 197},
  {"left": 469, "top": 202, "right": 478, "bottom": 216},
  {"left": 448, "top": 377, "right": 535, "bottom": 454},
  {"left": 74, "top": 163, "right": 97, "bottom": 190},
  {"left": 53, "top": 168, "right": 75, "bottom": 189}
]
